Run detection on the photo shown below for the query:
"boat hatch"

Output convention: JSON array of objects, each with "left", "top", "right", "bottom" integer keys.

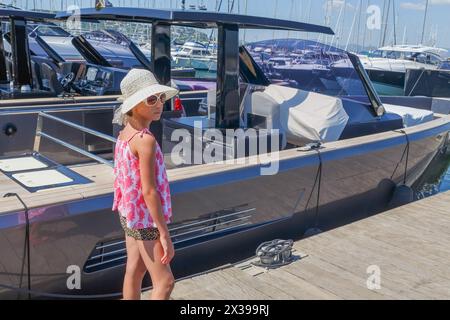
[
  {"left": 0, "top": 153, "right": 92, "bottom": 193},
  {"left": 0, "top": 155, "right": 48, "bottom": 172}
]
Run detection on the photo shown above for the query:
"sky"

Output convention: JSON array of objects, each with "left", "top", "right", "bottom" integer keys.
[{"left": 5, "top": 0, "right": 450, "bottom": 50}]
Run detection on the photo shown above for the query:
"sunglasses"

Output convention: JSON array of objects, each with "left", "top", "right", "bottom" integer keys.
[{"left": 145, "top": 93, "right": 167, "bottom": 107}]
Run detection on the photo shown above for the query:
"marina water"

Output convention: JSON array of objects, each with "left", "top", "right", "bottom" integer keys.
[{"left": 415, "top": 152, "right": 450, "bottom": 198}]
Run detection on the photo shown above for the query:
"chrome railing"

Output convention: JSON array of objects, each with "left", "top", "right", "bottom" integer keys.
[{"left": 33, "top": 111, "right": 117, "bottom": 168}]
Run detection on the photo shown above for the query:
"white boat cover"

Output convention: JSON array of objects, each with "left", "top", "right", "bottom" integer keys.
[
  {"left": 383, "top": 103, "right": 434, "bottom": 127},
  {"left": 247, "top": 85, "right": 349, "bottom": 145}
]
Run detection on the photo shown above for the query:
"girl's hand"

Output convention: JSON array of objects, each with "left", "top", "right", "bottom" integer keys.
[{"left": 160, "top": 234, "right": 175, "bottom": 265}]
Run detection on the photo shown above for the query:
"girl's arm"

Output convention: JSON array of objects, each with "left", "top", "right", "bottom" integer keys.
[{"left": 134, "top": 134, "right": 174, "bottom": 264}]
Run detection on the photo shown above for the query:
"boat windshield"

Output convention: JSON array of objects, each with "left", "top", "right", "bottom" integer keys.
[
  {"left": 368, "top": 49, "right": 442, "bottom": 63},
  {"left": 246, "top": 39, "right": 368, "bottom": 97},
  {"left": 369, "top": 50, "right": 415, "bottom": 59},
  {"left": 27, "top": 24, "right": 71, "bottom": 37},
  {"left": 439, "top": 60, "right": 450, "bottom": 70}
]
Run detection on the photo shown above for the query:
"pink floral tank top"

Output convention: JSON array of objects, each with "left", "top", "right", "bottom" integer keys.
[{"left": 112, "top": 128, "right": 172, "bottom": 230}]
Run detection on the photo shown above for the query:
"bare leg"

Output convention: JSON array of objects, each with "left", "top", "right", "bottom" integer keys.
[
  {"left": 123, "top": 235, "right": 148, "bottom": 300},
  {"left": 137, "top": 239, "right": 175, "bottom": 300}
]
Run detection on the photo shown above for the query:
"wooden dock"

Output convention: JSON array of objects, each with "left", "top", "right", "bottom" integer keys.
[{"left": 143, "top": 191, "right": 450, "bottom": 300}]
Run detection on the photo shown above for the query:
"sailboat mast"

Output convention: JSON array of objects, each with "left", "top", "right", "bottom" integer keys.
[
  {"left": 362, "top": 0, "right": 369, "bottom": 50},
  {"left": 381, "top": 0, "right": 391, "bottom": 47},
  {"left": 306, "top": 0, "right": 312, "bottom": 40},
  {"left": 345, "top": 0, "right": 361, "bottom": 51},
  {"left": 320, "top": 0, "right": 332, "bottom": 46},
  {"left": 356, "top": 0, "right": 362, "bottom": 51},
  {"left": 379, "top": 0, "right": 386, "bottom": 47},
  {"left": 272, "top": 0, "right": 279, "bottom": 41},
  {"left": 392, "top": 0, "right": 397, "bottom": 45},
  {"left": 421, "top": 0, "right": 429, "bottom": 44},
  {"left": 402, "top": 25, "right": 407, "bottom": 44},
  {"left": 287, "top": 0, "right": 295, "bottom": 39},
  {"left": 328, "top": 1, "right": 344, "bottom": 50},
  {"left": 229, "top": 0, "right": 235, "bottom": 13}
]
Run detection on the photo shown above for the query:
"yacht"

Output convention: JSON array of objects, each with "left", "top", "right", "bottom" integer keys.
[
  {"left": 172, "top": 41, "right": 217, "bottom": 71},
  {"left": 0, "top": 7, "right": 449, "bottom": 299},
  {"left": 359, "top": 45, "right": 449, "bottom": 95}
]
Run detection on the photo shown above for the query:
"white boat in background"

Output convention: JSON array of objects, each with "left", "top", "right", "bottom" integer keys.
[
  {"left": 359, "top": 45, "right": 449, "bottom": 96},
  {"left": 172, "top": 41, "right": 217, "bottom": 71}
]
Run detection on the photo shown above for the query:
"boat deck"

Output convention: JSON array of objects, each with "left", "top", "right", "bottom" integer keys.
[
  {"left": 0, "top": 112, "right": 448, "bottom": 216},
  {"left": 0, "top": 162, "right": 115, "bottom": 214},
  {"left": 142, "top": 191, "right": 450, "bottom": 300},
  {"left": 1, "top": 111, "right": 449, "bottom": 215}
]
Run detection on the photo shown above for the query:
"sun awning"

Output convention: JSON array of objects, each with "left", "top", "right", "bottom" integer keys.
[{"left": 56, "top": 7, "right": 334, "bottom": 35}]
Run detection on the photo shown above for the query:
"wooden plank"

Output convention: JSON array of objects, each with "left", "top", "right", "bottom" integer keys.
[
  {"left": 188, "top": 268, "right": 273, "bottom": 300},
  {"left": 141, "top": 191, "right": 450, "bottom": 300},
  {"left": 221, "top": 267, "right": 294, "bottom": 300},
  {"left": 245, "top": 267, "right": 342, "bottom": 300},
  {"left": 296, "top": 237, "right": 438, "bottom": 299},
  {"left": 281, "top": 255, "right": 391, "bottom": 300}
]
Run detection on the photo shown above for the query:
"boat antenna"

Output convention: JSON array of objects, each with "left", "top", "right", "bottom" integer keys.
[{"left": 420, "top": 0, "right": 429, "bottom": 44}]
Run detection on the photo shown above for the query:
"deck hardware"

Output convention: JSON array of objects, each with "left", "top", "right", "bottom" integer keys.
[
  {"left": 3, "top": 123, "right": 17, "bottom": 136},
  {"left": 297, "top": 142, "right": 323, "bottom": 152},
  {"left": 0, "top": 153, "right": 92, "bottom": 193},
  {"left": 34, "top": 111, "right": 116, "bottom": 167},
  {"left": 252, "top": 239, "right": 294, "bottom": 269}
]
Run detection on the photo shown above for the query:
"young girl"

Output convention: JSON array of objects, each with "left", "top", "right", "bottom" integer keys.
[{"left": 112, "top": 69, "right": 179, "bottom": 300}]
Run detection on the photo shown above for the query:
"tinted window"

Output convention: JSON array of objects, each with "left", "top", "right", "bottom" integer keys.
[
  {"left": 28, "top": 25, "right": 71, "bottom": 37},
  {"left": 246, "top": 39, "right": 367, "bottom": 97}
]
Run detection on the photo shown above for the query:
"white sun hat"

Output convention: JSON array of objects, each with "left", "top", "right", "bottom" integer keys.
[{"left": 113, "top": 69, "right": 179, "bottom": 125}]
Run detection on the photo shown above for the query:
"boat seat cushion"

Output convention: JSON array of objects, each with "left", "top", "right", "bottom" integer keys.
[
  {"left": 243, "top": 85, "right": 349, "bottom": 146},
  {"left": 383, "top": 103, "right": 434, "bottom": 127}
]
